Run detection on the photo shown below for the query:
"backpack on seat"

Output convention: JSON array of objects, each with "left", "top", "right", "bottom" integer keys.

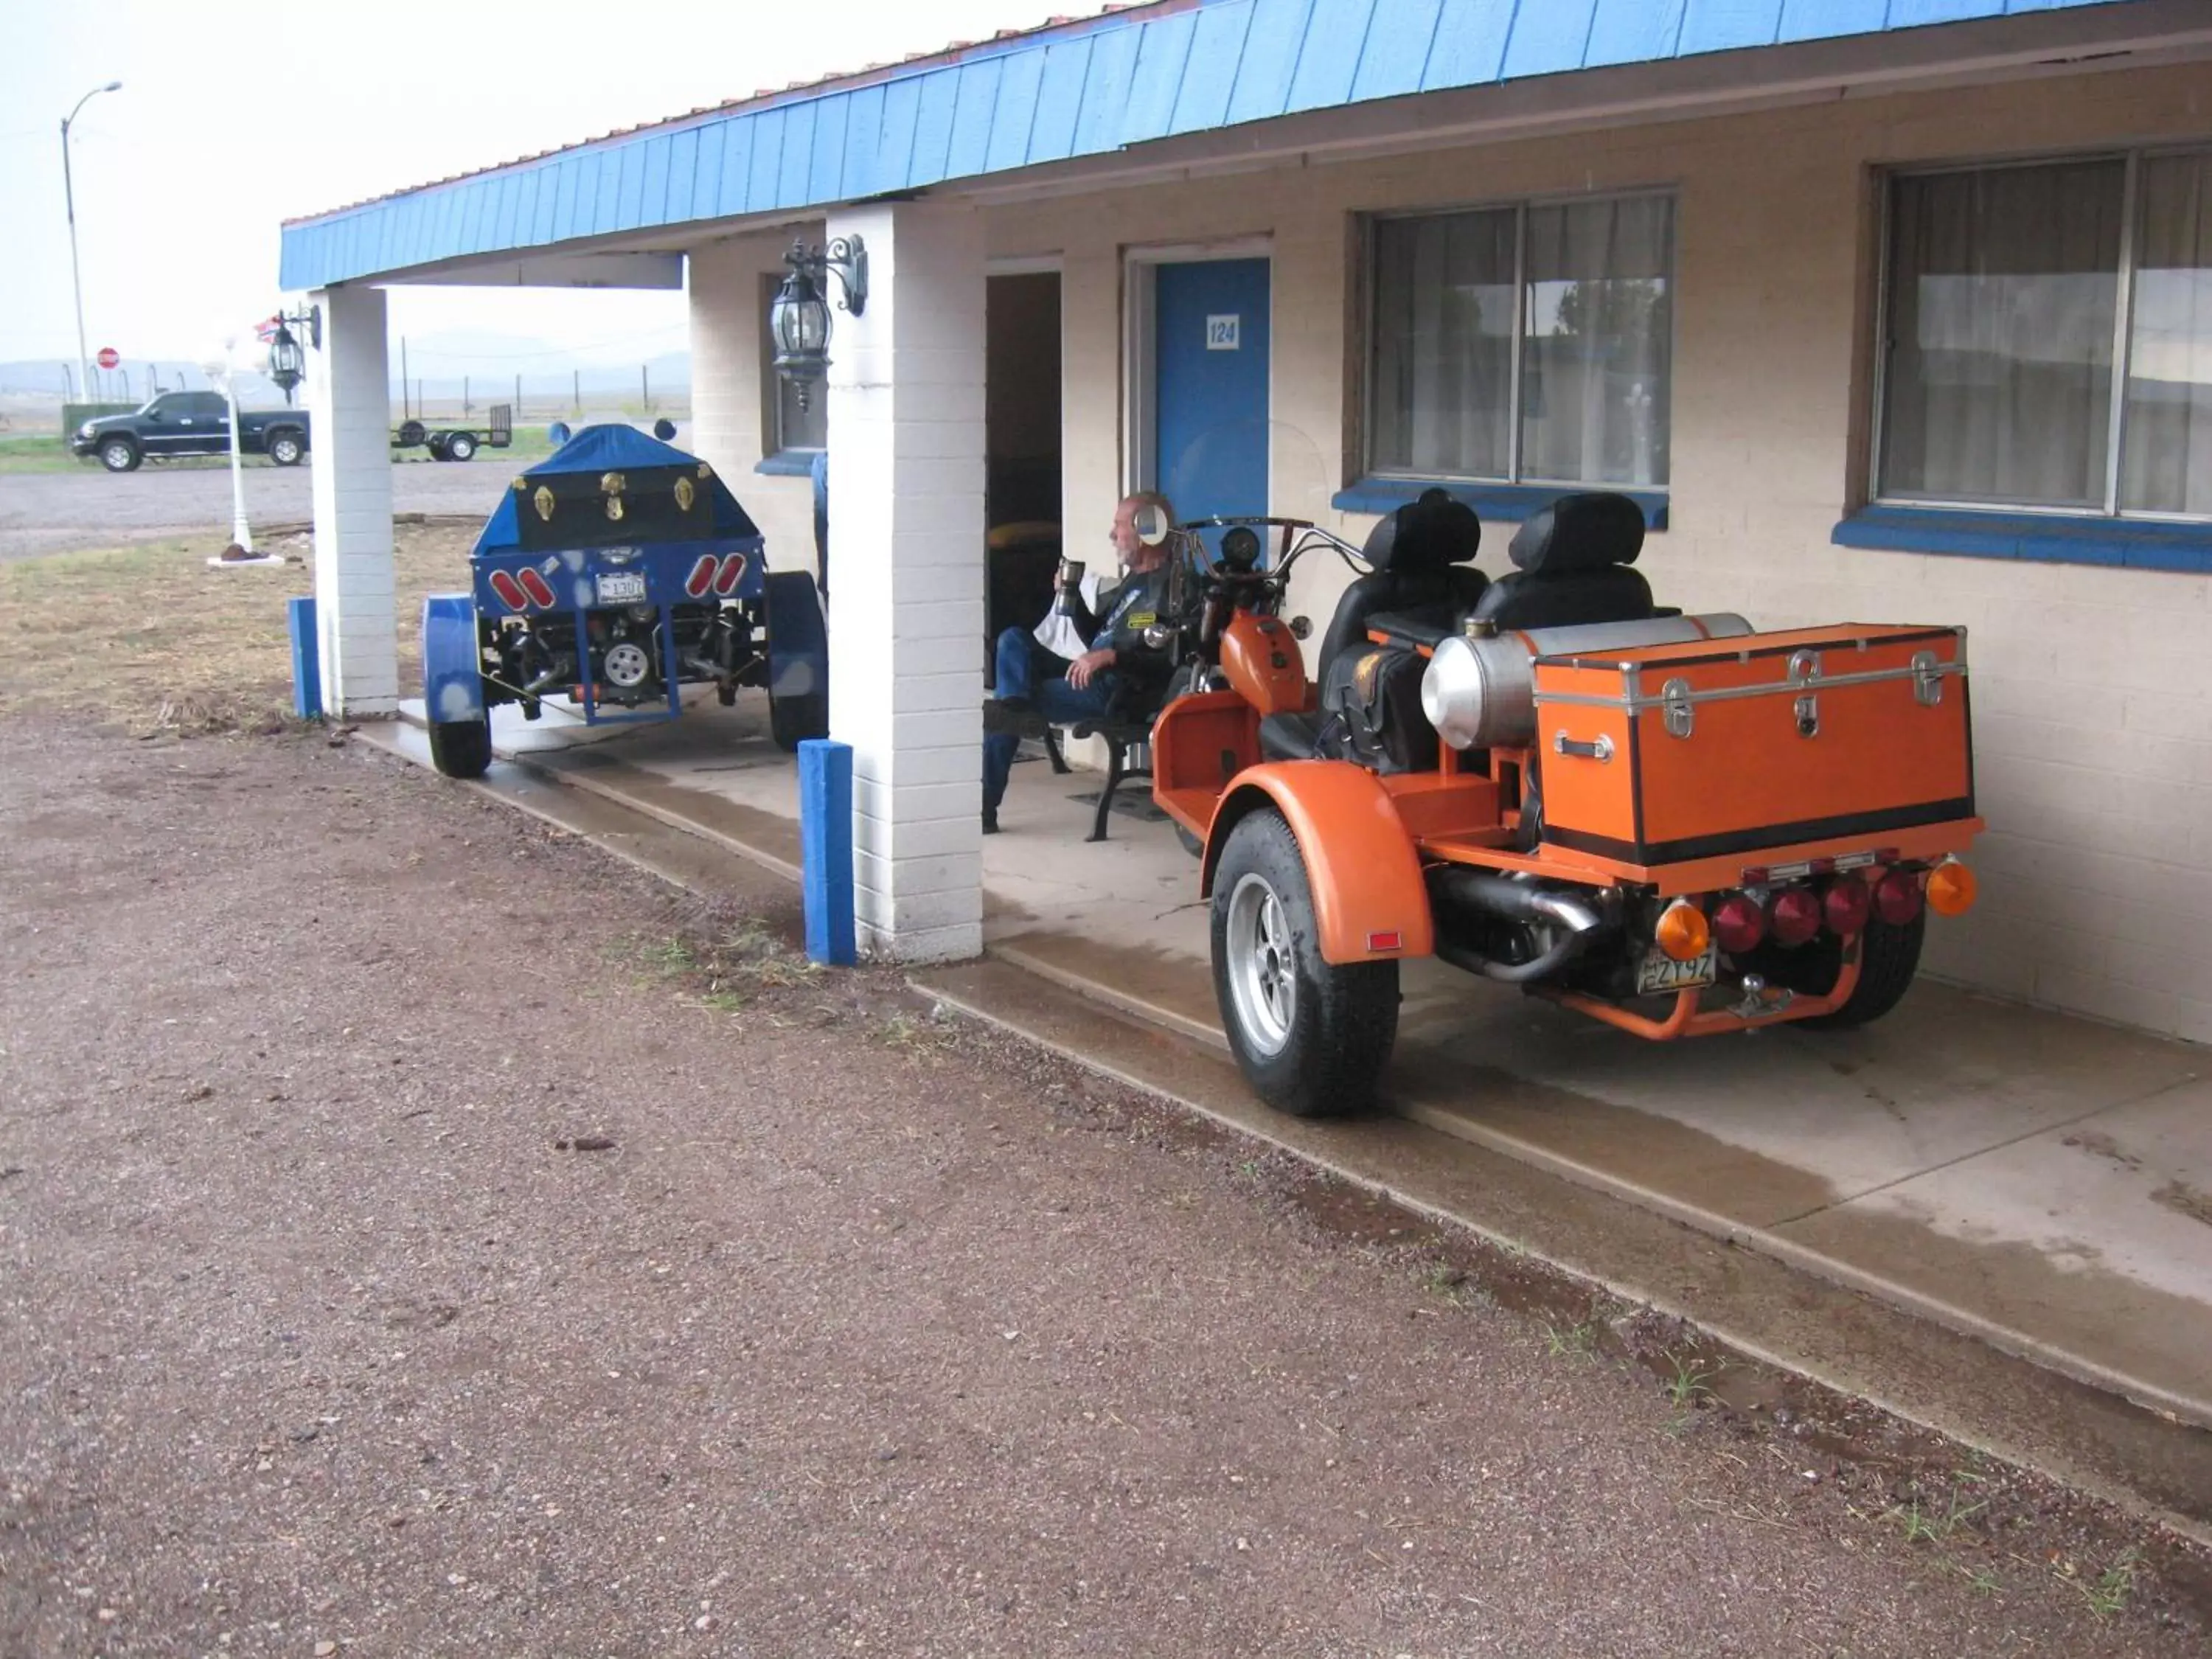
[{"left": 1312, "top": 645, "right": 1437, "bottom": 775}]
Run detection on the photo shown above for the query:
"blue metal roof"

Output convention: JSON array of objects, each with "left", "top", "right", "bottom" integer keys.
[{"left": 280, "top": 0, "right": 2136, "bottom": 291}]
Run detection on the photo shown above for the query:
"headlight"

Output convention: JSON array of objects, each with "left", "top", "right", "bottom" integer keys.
[{"left": 77, "top": 422, "right": 95, "bottom": 439}]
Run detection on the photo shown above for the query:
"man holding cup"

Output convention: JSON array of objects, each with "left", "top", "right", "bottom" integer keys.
[{"left": 980, "top": 490, "right": 1178, "bottom": 834}]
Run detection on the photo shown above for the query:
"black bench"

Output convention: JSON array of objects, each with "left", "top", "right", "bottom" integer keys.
[{"left": 1037, "top": 715, "right": 1156, "bottom": 843}]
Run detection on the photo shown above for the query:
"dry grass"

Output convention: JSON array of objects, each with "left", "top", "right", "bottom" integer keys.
[{"left": 0, "top": 521, "right": 476, "bottom": 734}]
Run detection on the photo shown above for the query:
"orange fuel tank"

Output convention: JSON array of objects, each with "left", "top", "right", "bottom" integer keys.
[{"left": 1220, "top": 611, "right": 1310, "bottom": 717}]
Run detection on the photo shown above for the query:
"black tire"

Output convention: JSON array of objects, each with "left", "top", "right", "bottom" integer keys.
[
  {"left": 1210, "top": 806, "right": 1399, "bottom": 1116},
  {"left": 445, "top": 431, "right": 478, "bottom": 462},
  {"left": 426, "top": 434, "right": 452, "bottom": 461},
  {"left": 396, "top": 420, "right": 426, "bottom": 448},
  {"left": 98, "top": 436, "right": 141, "bottom": 473},
  {"left": 1791, "top": 911, "right": 1926, "bottom": 1030},
  {"left": 768, "top": 691, "right": 828, "bottom": 752},
  {"left": 266, "top": 428, "right": 305, "bottom": 467},
  {"left": 427, "top": 715, "right": 493, "bottom": 779}
]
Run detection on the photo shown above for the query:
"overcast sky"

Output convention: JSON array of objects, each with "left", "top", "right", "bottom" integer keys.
[{"left": 0, "top": 0, "right": 1079, "bottom": 372}]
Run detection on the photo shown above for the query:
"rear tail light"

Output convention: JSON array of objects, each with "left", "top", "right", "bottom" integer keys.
[
  {"left": 1655, "top": 900, "right": 1711, "bottom": 963},
  {"left": 1874, "top": 869, "right": 1924, "bottom": 926},
  {"left": 1821, "top": 876, "right": 1871, "bottom": 938},
  {"left": 1713, "top": 894, "right": 1765, "bottom": 956},
  {"left": 685, "top": 554, "right": 717, "bottom": 598},
  {"left": 515, "top": 567, "right": 557, "bottom": 609},
  {"left": 714, "top": 552, "right": 748, "bottom": 595},
  {"left": 487, "top": 570, "right": 528, "bottom": 612},
  {"left": 1926, "top": 858, "right": 1977, "bottom": 917},
  {"left": 1767, "top": 886, "right": 1822, "bottom": 948}
]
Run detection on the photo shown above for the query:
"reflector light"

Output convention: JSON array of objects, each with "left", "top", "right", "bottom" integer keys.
[
  {"left": 1655, "top": 900, "right": 1711, "bottom": 963},
  {"left": 1768, "top": 887, "right": 1823, "bottom": 948},
  {"left": 1926, "top": 858, "right": 1978, "bottom": 917},
  {"left": 714, "top": 552, "right": 748, "bottom": 595},
  {"left": 685, "top": 554, "right": 717, "bottom": 598},
  {"left": 1821, "top": 876, "right": 1871, "bottom": 938},
  {"left": 516, "top": 568, "right": 557, "bottom": 609},
  {"left": 1713, "top": 894, "right": 1765, "bottom": 956},
  {"left": 1874, "top": 869, "right": 1924, "bottom": 927},
  {"left": 487, "top": 570, "right": 528, "bottom": 612},
  {"left": 1367, "top": 930, "right": 1403, "bottom": 953}
]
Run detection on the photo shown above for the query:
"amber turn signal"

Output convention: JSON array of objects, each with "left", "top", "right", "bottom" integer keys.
[
  {"left": 1655, "top": 900, "right": 1711, "bottom": 963},
  {"left": 1926, "top": 858, "right": 1978, "bottom": 917}
]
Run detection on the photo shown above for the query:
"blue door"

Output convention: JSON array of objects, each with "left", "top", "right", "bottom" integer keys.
[{"left": 1153, "top": 259, "right": 1270, "bottom": 549}]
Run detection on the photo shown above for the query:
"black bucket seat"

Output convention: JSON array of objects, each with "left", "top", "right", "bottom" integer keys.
[
  {"left": 1469, "top": 492, "right": 1655, "bottom": 631},
  {"left": 1257, "top": 488, "right": 1486, "bottom": 762}
]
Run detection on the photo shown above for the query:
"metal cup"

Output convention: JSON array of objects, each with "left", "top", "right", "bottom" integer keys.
[{"left": 1057, "top": 557, "right": 1085, "bottom": 589}]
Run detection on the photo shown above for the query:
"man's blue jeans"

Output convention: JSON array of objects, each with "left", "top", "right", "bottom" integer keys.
[{"left": 984, "top": 625, "right": 1118, "bottom": 813}]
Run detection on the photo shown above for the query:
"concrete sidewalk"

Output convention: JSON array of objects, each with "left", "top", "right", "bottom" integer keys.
[{"left": 390, "top": 697, "right": 2212, "bottom": 1433}]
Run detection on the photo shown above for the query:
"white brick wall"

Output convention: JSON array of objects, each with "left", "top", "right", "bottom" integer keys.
[
  {"left": 824, "top": 201, "right": 988, "bottom": 964},
  {"left": 308, "top": 285, "right": 398, "bottom": 716}
]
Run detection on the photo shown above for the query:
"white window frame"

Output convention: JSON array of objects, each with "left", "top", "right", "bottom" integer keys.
[
  {"left": 1871, "top": 144, "right": 2212, "bottom": 525},
  {"left": 1362, "top": 187, "right": 1677, "bottom": 493}
]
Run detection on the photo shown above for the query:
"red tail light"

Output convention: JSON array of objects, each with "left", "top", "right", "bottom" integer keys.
[
  {"left": 487, "top": 570, "right": 528, "bottom": 612},
  {"left": 1874, "top": 869, "right": 1924, "bottom": 927},
  {"left": 685, "top": 554, "right": 717, "bottom": 598},
  {"left": 1822, "top": 877, "right": 1871, "bottom": 938},
  {"left": 1768, "top": 887, "right": 1823, "bottom": 948},
  {"left": 1713, "top": 894, "right": 1765, "bottom": 955},
  {"left": 714, "top": 552, "right": 748, "bottom": 596},
  {"left": 516, "top": 567, "right": 557, "bottom": 609}
]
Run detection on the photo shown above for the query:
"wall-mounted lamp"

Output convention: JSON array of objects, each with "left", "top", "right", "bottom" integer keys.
[
  {"left": 262, "top": 304, "right": 321, "bottom": 406},
  {"left": 768, "top": 234, "right": 866, "bottom": 411}
]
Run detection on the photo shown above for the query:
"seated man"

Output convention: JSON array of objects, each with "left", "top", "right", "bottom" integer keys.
[{"left": 981, "top": 490, "right": 1177, "bottom": 834}]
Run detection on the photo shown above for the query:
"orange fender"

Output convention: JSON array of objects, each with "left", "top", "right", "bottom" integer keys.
[{"left": 1202, "top": 762, "right": 1436, "bottom": 965}]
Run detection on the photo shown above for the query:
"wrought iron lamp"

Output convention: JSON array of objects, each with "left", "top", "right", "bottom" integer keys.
[
  {"left": 768, "top": 235, "right": 867, "bottom": 410},
  {"left": 262, "top": 305, "right": 321, "bottom": 405}
]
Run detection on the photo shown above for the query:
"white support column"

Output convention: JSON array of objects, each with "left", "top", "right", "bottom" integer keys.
[
  {"left": 307, "top": 285, "right": 398, "bottom": 715},
  {"left": 825, "top": 201, "right": 987, "bottom": 963}
]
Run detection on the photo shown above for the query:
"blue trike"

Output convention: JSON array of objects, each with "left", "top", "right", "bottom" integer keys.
[{"left": 420, "top": 425, "right": 828, "bottom": 777}]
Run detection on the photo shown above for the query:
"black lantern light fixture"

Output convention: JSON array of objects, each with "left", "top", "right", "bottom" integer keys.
[
  {"left": 263, "top": 304, "right": 321, "bottom": 406},
  {"left": 768, "top": 234, "right": 866, "bottom": 411}
]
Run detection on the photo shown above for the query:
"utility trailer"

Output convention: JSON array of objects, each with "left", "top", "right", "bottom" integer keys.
[{"left": 392, "top": 403, "right": 512, "bottom": 462}]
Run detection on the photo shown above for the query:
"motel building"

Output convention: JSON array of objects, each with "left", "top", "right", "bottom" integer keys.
[{"left": 281, "top": 0, "right": 2212, "bottom": 1048}]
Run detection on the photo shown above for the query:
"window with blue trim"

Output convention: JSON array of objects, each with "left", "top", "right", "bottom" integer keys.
[
  {"left": 1877, "top": 149, "right": 2212, "bottom": 521},
  {"left": 1366, "top": 193, "right": 1674, "bottom": 493}
]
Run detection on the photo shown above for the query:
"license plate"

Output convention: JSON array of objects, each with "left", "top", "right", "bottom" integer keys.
[
  {"left": 595, "top": 571, "right": 647, "bottom": 605},
  {"left": 1637, "top": 942, "right": 1718, "bottom": 996}
]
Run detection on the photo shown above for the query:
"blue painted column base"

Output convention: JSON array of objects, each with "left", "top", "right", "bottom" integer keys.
[
  {"left": 288, "top": 594, "right": 321, "bottom": 719},
  {"left": 799, "top": 738, "right": 857, "bottom": 966}
]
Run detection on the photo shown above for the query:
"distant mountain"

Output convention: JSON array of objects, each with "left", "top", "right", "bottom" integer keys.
[
  {"left": 0, "top": 358, "right": 264, "bottom": 403},
  {"left": 1, "top": 344, "right": 692, "bottom": 408}
]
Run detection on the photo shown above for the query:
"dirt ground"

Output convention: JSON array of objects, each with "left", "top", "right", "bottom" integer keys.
[
  {"left": 1, "top": 718, "right": 2205, "bottom": 1658},
  {"left": 0, "top": 524, "right": 473, "bottom": 734}
]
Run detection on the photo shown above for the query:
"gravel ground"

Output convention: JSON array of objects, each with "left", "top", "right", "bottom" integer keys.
[
  {"left": 0, "top": 454, "right": 602, "bottom": 563},
  {"left": 1, "top": 720, "right": 2204, "bottom": 1658}
]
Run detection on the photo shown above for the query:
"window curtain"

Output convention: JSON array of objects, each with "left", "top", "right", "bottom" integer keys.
[
  {"left": 1370, "top": 209, "right": 1514, "bottom": 477},
  {"left": 1879, "top": 162, "right": 2122, "bottom": 507},
  {"left": 1519, "top": 196, "right": 1673, "bottom": 487},
  {"left": 2122, "top": 153, "right": 2212, "bottom": 515}
]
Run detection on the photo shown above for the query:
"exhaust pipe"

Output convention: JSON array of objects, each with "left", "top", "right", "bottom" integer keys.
[{"left": 1428, "top": 868, "right": 1608, "bottom": 985}]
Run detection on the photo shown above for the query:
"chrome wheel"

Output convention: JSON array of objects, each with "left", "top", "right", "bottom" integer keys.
[
  {"left": 603, "top": 641, "right": 652, "bottom": 688},
  {"left": 1224, "top": 870, "right": 1296, "bottom": 1057}
]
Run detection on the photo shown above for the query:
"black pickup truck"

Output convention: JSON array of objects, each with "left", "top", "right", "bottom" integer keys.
[{"left": 72, "top": 391, "right": 310, "bottom": 473}]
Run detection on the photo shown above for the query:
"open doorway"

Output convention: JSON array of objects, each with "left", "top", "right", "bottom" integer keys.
[{"left": 984, "top": 269, "right": 1063, "bottom": 683}]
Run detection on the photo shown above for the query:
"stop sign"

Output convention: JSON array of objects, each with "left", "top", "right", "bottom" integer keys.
[{"left": 95, "top": 347, "right": 119, "bottom": 370}]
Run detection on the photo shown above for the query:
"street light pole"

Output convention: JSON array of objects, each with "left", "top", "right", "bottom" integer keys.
[{"left": 61, "top": 80, "right": 122, "bottom": 406}]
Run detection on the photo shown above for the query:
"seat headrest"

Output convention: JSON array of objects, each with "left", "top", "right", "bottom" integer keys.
[
  {"left": 1361, "top": 487, "right": 1481, "bottom": 576},
  {"left": 1507, "top": 492, "right": 1646, "bottom": 574}
]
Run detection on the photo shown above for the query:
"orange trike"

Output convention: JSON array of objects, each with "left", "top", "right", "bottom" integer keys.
[{"left": 1148, "top": 490, "right": 1983, "bottom": 1117}]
